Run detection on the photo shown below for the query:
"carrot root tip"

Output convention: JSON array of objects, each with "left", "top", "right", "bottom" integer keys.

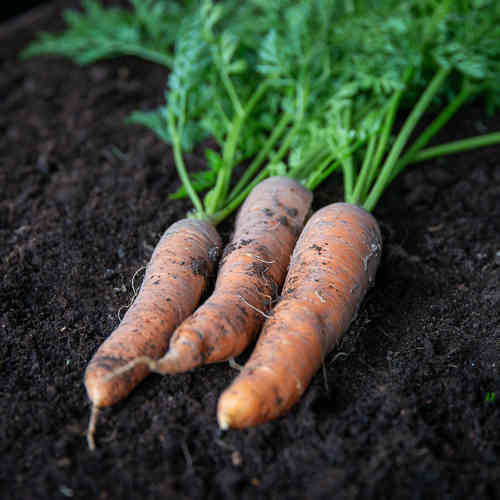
[
  {"left": 217, "top": 411, "right": 230, "bottom": 431},
  {"left": 86, "top": 404, "right": 100, "bottom": 451}
]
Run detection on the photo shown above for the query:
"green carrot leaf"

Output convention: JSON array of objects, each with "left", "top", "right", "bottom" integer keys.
[{"left": 21, "top": 0, "right": 192, "bottom": 66}]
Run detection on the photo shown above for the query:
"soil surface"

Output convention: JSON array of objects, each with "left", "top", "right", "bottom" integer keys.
[{"left": 1, "top": 3, "right": 499, "bottom": 499}]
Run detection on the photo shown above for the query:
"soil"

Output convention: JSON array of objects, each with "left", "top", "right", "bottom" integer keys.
[{"left": 1, "top": 3, "right": 499, "bottom": 499}]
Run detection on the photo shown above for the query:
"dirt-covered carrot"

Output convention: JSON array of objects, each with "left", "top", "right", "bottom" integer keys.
[
  {"left": 158, "top": 178, "right": 311, "bottom": 372},
  {"left": 27, "top": 0, "right": 500, "bottom": 441},
  {"left": 108, "top": 177, "right": 312, "bottom": 376},
  {"left": 84, "top": 219, "right": 220, "bottom": 446},
  {"left": 217, "top": 203, "right": 381, "bottom": 429}
]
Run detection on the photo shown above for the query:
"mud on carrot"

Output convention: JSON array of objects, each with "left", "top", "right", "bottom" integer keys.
[
  {"left": 106, "top": 177, "right": 312, "bottom": 376},
  {"left": 217, "top": 203, "right": 382, "bottom": 429},
  {"left": 84, "top": 218, "right": 221, "bottom": 448}
]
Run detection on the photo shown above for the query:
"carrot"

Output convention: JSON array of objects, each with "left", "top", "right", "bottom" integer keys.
[
  {"left": 84, "top": 218, "right": 221, "bottom": 447},
  {"left": 217, "top": 202, "right": 382, "bottom": 429},
  {"left": 108, "top": 177, "right": 312, "bottom": 376}
]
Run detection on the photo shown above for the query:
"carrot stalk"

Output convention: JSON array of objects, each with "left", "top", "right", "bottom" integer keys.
[
  {"left": 227, "top": 111, "right": 294, "bottom": 203},
  {"left": 403, "top": 131, "right": 500, "bottom": 165},
  {"left": 167, "top": 110, "right": 206, "bottom": 219},
  {"left": 217, "top": 203, "right": 382, "bottom": 429},
  {"left": 356, "top": 66, "right": 414, "bottom": 203},
  {"left": 392, "top": 79, "right": 473, "bottom": 178},
  {"left": 363, "top": 65, "right": 452, "bottom": 212}
]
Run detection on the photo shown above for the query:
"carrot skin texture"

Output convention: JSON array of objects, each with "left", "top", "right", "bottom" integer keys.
[
  {"left": 154, "top": 177, "right": 313, "bottom": 374},
  {"left": 217, "top": 203, "right": 382, "bottom": 429},
  {"left": 84, "top": 219, "right": 221, "bottom": 408}
]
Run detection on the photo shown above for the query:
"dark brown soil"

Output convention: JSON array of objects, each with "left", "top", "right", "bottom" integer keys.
[{"left": 1, "top": 4, "right": 499, "bottom": 500}]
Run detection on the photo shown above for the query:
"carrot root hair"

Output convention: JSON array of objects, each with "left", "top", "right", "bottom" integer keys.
[
  {"left": 101, "top": 356, "right": 164, "bottom": 383},
  {"left": 86, "top": 404, "right": 100, "bottom": 451},
  {"left": 84, "top": 218, "right": 221, "bottom": 409},
  {"left": 142, "top": 177, "right": 313, "bottom": 375}
]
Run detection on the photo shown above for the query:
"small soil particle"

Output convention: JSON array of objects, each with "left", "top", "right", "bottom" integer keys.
[{"left": 191, "top": 258, "right": 210, "bottom": 278}]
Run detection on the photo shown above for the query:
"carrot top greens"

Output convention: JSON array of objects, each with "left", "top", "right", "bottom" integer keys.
[{"left": 24, "top": 0, "right": 500, "bottom": 217}]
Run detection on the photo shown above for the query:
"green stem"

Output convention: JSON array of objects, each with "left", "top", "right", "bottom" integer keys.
[
  {"left": 268, "top": 119, "right": 304, "bottom": 167},
  {"left": 392, "top": 81, "right": 472, "bottom": 179},
  {"left": 289, "top": 148, "right": 331, "bottom": 183},
  {"left": 246, "top": 79, "right": 272, "bottom": 116},
  {"left": 214, "top": 133, "right": 366, "bottom": 222},
  {"left": 167, "top": 111, "right": 206, "bottom": 219},
  {"left": 306, "top": 138, "right": 365, "bottom": 191},
  {"left": 341, "top": 107, "right": 355, "bottom": 201},
  {"left": 351, "top": 133, "right": 377, "bottom": 204},
  {"left": 214, "top": 48, "right": 243, "bottom": 116},
  {"left": 304, "top": 154, "right": 339, "bottom": 191},
  {"left": 206, "top": 113, "right": 244, "bottom": 215},
  {"left": 212, "top": 89, "right": 308, "bottom": 223},
  {"left": 361, "top": 66, "right": 414, "bottom": 201},
  {"left": 211, "top": 168, "right": 271, "bottom": 225},
  {"left": 363, "top": 65, "right": 452, "bottom": 212},
  {"left": 228, "top": 111, "right": 293, "bottom": 202},
  {"left": 207, "top": 80, "right": 271, "bottom": 215},
  {"left": 406, "top": 132, "right": 500, "bottom": 163}
]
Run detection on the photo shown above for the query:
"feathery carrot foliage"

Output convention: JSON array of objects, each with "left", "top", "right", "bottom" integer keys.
[{"left": 24, "top": 0, "right": 500, "bottom": 218}]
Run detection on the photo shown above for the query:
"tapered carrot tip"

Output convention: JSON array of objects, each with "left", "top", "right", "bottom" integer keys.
[
  {"left": 84, "top": 218, "right": 221, "bottom": 409},
  {"left": 85, "top": 379, "right": 105, "bottom": 409},
  {"left": 85, "top": 360, "right": 150, "bottom": 408},
  {"left": 217, "top": 383, "right": 263, "bottom": 430}
]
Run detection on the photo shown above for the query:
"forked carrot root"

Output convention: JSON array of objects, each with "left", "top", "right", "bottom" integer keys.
[{"left": 217, "top": 203, "right": 382, "bottom": 429}]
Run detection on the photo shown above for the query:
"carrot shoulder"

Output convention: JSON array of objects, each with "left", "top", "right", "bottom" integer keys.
[
  {"left": 84, "top": 218, "right": 221, "bottom": 409},
  {"left": 217, "top": 202, "right": 382, "bottom": 429},
  {"left": 148, "top": 176, "right": 313, "bottom": 373}
]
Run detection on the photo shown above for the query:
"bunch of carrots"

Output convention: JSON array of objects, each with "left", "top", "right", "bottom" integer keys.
[{"left": 24, "top": 0, "right": 500, "bottom": 448}]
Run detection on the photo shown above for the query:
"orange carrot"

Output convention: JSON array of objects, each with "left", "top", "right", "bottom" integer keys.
[
  {"left": 217, "top": 202, "right": 382, "bottom": 429},
  {"left": 110, "top": 177, "right": 312, "bottom": 377},
  {"left": 84, "top": 218, "right": 220, "bottom": 446}
]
